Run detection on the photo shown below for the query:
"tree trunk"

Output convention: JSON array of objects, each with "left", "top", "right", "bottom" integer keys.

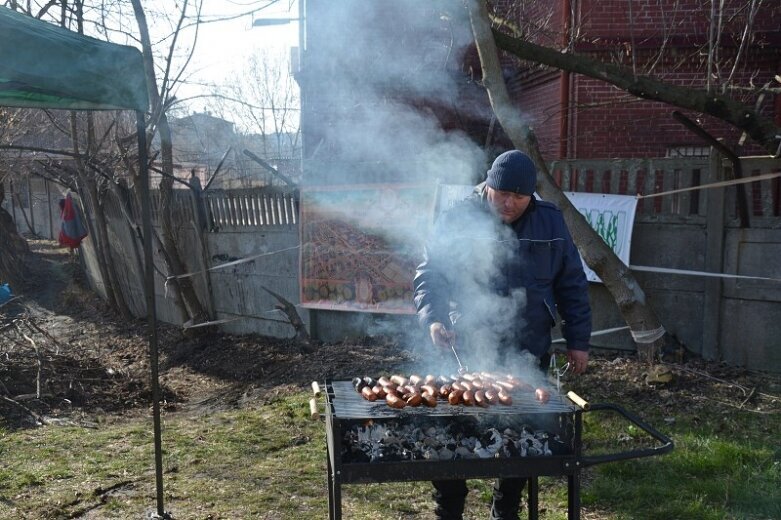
[
  {"left": 157, "top": 114, "right": 207, "bottom": 322},
  {"left": 468, "top": 0, "right": 666, "bottom": 362},
  {"left": 130, "top": 0, "right": 207, "bottom": 325}
]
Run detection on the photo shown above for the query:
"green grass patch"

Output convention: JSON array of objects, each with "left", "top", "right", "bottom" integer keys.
[{"left": 1, "top": 391, "right": 779, "bottom": 519}]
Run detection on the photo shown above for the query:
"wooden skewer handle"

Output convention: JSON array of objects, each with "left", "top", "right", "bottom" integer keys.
[
  {"left": 566, "top": 391, "right": 590, "bottom": 410},
  {"left": 309, "top": 397, "right": 319, "bottom": 420},
  {"left": 311, "top": 381, "right": 321, "bottom": 397}
]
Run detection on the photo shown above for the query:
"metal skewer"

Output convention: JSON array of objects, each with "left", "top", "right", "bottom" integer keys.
[{"left": 449, "top": 337, "right": 467, "bottom": 374}]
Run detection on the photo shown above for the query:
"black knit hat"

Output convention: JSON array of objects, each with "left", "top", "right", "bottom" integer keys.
[{"left": 485, "top": 150, "right": 537, "bottom": 195}]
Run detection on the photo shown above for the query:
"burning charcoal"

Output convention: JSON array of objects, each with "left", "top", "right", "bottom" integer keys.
[
  {"left": 438, "top": 447, "right": 455, "bottom": 460},
  {"left": 454, "top": 446, "right": 474, "bottom": 459},
  {"left": 461, "top": 436, "right": 478, "bottom": 451},
  {"left": 422, "top": 436, "right": 440, "bottom": 448},
  {"left": 474, "top": 440, "right": 489, "bottom": 458},
  {"left": 422, "top": 447, "right": 438, "bottom": 460},
  {"left": 483, "top": 429, "right": 503, "bottom": 455}
]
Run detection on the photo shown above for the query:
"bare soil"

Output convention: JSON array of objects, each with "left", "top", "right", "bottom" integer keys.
[{"left": 2, "top": 240, "right": 780, "bottom": 430}]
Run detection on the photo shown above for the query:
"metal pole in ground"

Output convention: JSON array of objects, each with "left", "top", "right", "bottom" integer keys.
[{"left": 136, "top": 110, "right": 168, "bottom": 519}]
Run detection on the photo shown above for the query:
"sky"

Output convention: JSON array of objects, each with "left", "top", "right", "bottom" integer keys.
[{"left": 165, "top": 0, "right": 300, "bottom": 114}]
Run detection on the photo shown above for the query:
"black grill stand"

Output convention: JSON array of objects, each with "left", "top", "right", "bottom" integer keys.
[{"left": 324, "top": 399, "right": 672, "bottom": 520}]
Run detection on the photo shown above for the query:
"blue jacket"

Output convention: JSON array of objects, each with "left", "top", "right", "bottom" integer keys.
[{"left": 413, "top": 185, "right": 591, "bottom": 359}]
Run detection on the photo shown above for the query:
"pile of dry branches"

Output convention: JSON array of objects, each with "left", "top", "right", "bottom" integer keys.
[{"left": 0, "top": 309, "right": 113, "bottom": 426}]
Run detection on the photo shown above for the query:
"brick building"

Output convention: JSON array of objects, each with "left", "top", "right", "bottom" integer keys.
[
  {"left": 299, "top": 0, "right": 780, "bottom": 175},
  {"left": 494, "top": 0, "right": 781, "bottom": 159}
]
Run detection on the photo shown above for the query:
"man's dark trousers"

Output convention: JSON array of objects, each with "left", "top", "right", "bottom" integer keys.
[{"left": 431, "top": 354, "right": 550, "bottom": 520}]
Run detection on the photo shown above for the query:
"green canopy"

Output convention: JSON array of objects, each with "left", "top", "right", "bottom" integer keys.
[{"left": 0, "top": 7, "right": 148, "bottom": 111}]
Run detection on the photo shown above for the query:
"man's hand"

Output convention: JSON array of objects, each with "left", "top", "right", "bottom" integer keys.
[
  {"left": 429, "top": 322, "right": 455, "bottom": 348},
  {"left": 567, "top": 349, "right": 589, "bottom": 375}
]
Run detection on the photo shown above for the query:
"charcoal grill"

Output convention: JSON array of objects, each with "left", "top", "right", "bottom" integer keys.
[{"left": 322, "top": 379, "right": 673, "bottom": 519}]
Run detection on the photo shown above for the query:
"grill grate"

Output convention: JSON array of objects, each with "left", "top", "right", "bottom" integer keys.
[{"left": 328, "top": 380, "right": 576, "bottom": 419}]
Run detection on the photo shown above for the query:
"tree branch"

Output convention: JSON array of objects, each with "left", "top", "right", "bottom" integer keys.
[{"left": 491, "top": 29, "right": 780, "bottom": 155}]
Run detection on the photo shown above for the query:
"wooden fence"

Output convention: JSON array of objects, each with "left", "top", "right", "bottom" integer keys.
[
  {"left": 203, "top": 189, "right": 297, "bottom": 228},
  {"left": 550, "top": 156, "right": 780, "bottom": 224},
  {"left": 143, "top": 187, "right": 298, "bottom": 230}
]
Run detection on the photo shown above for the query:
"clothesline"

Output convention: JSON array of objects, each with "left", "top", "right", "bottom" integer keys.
[{"left": 635, "top": 171, "right": 780, "bottom": 199}]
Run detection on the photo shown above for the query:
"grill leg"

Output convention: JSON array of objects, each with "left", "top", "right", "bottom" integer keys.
[
  {"left": 527, "top": 477, "right": 539, "bottom": 520},
  {"left": 327, "top": 455, "right": 341, "bottom": 519},
  {"left": 568, "top": 472, "right": 580, "bottom": 520}
]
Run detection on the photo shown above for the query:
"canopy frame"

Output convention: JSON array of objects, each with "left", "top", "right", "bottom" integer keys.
[{"left": 0, "top": 7, "right": 167, "bottom": 518}]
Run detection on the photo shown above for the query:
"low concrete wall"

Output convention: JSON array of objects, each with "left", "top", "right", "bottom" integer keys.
[
  {"left": 206, "top": 225, "right": 306, "bottom": 338},
  {"left": 9, "top": 155, "right": 781, "bottom": 372},
  {"left": 76, "top": 187, "right": 305, "bottom": 339}
]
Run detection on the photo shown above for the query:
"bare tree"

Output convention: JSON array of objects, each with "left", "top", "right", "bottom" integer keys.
[
  {"left": 211, "top": 48, "right": 300, "bottom": 156},
  {"left": 129, "top": 0, "right": 208, "bottom": 325},
  {"left": 0, "top": 1, "right": 214, "bottom": 323}
]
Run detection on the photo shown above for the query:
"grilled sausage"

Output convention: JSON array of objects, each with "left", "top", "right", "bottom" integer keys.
[
  {"left": 474, "top": 390, "right": 488, "bottom": 407},
  {"left": 484, "top": 389, "right": 499, "bottom": 405},
  {"left": 401, "top": 384, "right": 419, "bottom": 395},
  {"left": 447, "top": 390, "right": 463, "bottom": 405},
  {"left": 377, "top": 376, "right": 392, "bottom": 387},
  {"left": 386, "top": 393, "right": 406, "bottom": 409},
  {"left": 462, "top": 390, "right": 474, "bottom": 406},
  {"left": 405, "top": 392, "right": 423, "bottom": 407},
  {"left": 383, "top": 385, "right": 400, "bottom": 398},
  {"left": 352, "top": 377, "right": 367, "bottom": 391},
  {"left": 505, "top": 375, "right": 522, "bottom": 385},
  {"left": 437, "top": 375, "right": 453, "bottom": 385},
  {"left": 495, "top": 380, "right": 515, "bottom": 392},
  {"left": 360, "top": 386, "right": 378, "bottom": 401},
  {"left": 371, "top": 384, "right": 387, "bottom": 399},
  {"left": 420, "top": 384, "right": 438, "bottom": 396},
  {"left": 460, "top": 381, "right": 474, "bottom": 392},
  {"left": 451, "top": 381, "right": 466, "bottom": 392},
  {"left": 424, "top": 374, "right": 437, "bottom": 385},
  {"left": 470, "top": 378, "right": 484, "bottom": 390},
  {"left": 408, "top": 374, "right": 423, "bottom": 386},
  {"left": 363, "top": 376, "right": 377, "bottom": 387},
  {"left": 535, "top": 388, "right": 550, "bottom": 404},
  {"left": 390, "top": 375, "right": 408, "bottom": 386},
  {"left": 497, "top": 390, "right": 512, "bottom": 405},
  {"left": 421, "top": 392, "right": 438, "bottom": 407}
]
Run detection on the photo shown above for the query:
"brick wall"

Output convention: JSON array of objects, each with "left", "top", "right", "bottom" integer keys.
[
  {"left": 503, "top": 0, "right": 780, "bottom": 159},
  {"left": 567, "top": 44, "right": 777, "bottom": 158},
  {"left": 578, "top": 0, "right": 780, "bottom": 39}
]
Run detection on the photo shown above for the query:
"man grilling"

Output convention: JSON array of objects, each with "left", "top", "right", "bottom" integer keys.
[{"left": 413, "top": 149, "right": 592, "bottom": 520}]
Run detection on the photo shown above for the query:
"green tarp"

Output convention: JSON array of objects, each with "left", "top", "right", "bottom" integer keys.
[{"left": 0, "top": 7, "right": 148, "bottom": 111}]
